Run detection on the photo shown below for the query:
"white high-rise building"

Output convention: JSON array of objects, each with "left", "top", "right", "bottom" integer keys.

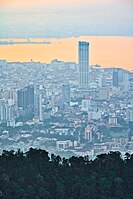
[
  {"left": 81, "top": 99, "right": 91, "bottom": 112},
  {"left": 34, "top": 85, "right": 43, "bottom": 121},
  {"left": 85, "top": 126, "right": 93, "bottom": 142},
  {"left": 0, "top": 99, "right": 14, "bottom": 123},
  {"left": 126, "top": 108, "right": 133, "bottom": 122}
]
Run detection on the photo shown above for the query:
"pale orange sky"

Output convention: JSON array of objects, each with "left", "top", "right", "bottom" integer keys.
[
  {"left": 0, "top": 0, "right": 110, "bottom": 7},
  {"left": 0, "top": 36, "right": 132, "bottom": 70},
  {"left": 0, "top": 0, "right": 95, "bottom": 9},
  {"left": 1, "top": 0, "right": 132, "bottom": 9}
]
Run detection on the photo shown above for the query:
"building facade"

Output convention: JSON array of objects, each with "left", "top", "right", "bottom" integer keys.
[
  {"left": 79, "top": 41, "right": 89, "bottom": 88},
  {"left": 17, "top": 85, "right": 34, "bottom": 116},
  {"left": 62, "top": 84, "right": 70, "bottom": 104}
]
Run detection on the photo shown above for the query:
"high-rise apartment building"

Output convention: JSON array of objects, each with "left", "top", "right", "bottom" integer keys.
[
  {"left": 62, "top": 84, "right": 70, "bottom": 104},
  {"left": 0, "top": 99, "right": 14, "bottom": 124},
  {"left": 112, "top": 68, "right": 119, "bottom": 87},
  {"left": 17, "top": 88, "right": 28, "bottom": 110},
  {"left": 79, "top": 41, "right": 89, "bottom": 88},
  {"left": 126, "top": 108, "right": 133, "bottom": 122},
  {"left": 112, "top": 68, "right": 129, "bottom": 90},
  {"left": 17, "top": 85, "right": 34, "bottom": 115},
  {"left": 85, "top": 126, "right": 93, "bottom": 142},
  {"left": 34, "top": 85, "right": 43, "bottom": 121}
]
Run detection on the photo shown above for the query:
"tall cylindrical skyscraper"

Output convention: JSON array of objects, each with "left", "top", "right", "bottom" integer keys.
[{"left": 79, "top": 41, "right": 89, "bottom": 88}]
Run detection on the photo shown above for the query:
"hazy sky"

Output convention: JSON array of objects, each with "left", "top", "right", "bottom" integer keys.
[
  {"left": 0, "top": 1, "right": 133, "bottom": 69},
  {"left": 0, "top": 36, "right": 133, "bottom": 70},
  {"left": 0, "top": 0, "right": 133, "bottom": 38}
]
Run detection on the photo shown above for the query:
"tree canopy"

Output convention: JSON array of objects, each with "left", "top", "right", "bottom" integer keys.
[{"left": 0, "top": 148, "right": 133, "bottom": 199}]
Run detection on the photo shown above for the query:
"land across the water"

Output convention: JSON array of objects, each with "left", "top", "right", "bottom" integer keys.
[{"left": 0, "top": 36, "right": 133, "bottom": 70}]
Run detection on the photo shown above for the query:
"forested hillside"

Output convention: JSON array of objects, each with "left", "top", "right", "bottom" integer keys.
[{"left": 0, "top": 148, "right": 133, "bottom": 199}]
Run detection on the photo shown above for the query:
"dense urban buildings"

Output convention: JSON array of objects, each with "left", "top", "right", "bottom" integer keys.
[{"left": 0, "top": 42, "right": 132, "bottom": 159}]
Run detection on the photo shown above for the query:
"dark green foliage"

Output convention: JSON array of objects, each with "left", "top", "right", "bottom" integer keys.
[{"left": 0, "top": 149, "right": 133, "bottom": 199}]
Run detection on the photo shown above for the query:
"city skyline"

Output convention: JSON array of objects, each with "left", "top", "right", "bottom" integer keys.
[
  {"left": 0, "top": 0, "right": 133, "bottom": 70},
  {"left": 0, "top": 1, "right": 133, "bottom": 197},
  {"left": 0, "top": 36, "right": 133, "bottom": 70},
  {"left": 0, "top": 52, "right": 132, "bottom": 157}
]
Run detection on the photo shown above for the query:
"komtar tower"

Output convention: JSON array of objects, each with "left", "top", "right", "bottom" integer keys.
[{"left": 78, "top": 41, "right": 89, "bottom": 88}]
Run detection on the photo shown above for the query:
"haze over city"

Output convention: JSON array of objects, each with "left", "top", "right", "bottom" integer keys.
[
  {"left": 0, "top": 0, "right": 133, "bottom": 198},
  {"left": 0, "top": 0, "right": 133, "bottom": 69}
]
